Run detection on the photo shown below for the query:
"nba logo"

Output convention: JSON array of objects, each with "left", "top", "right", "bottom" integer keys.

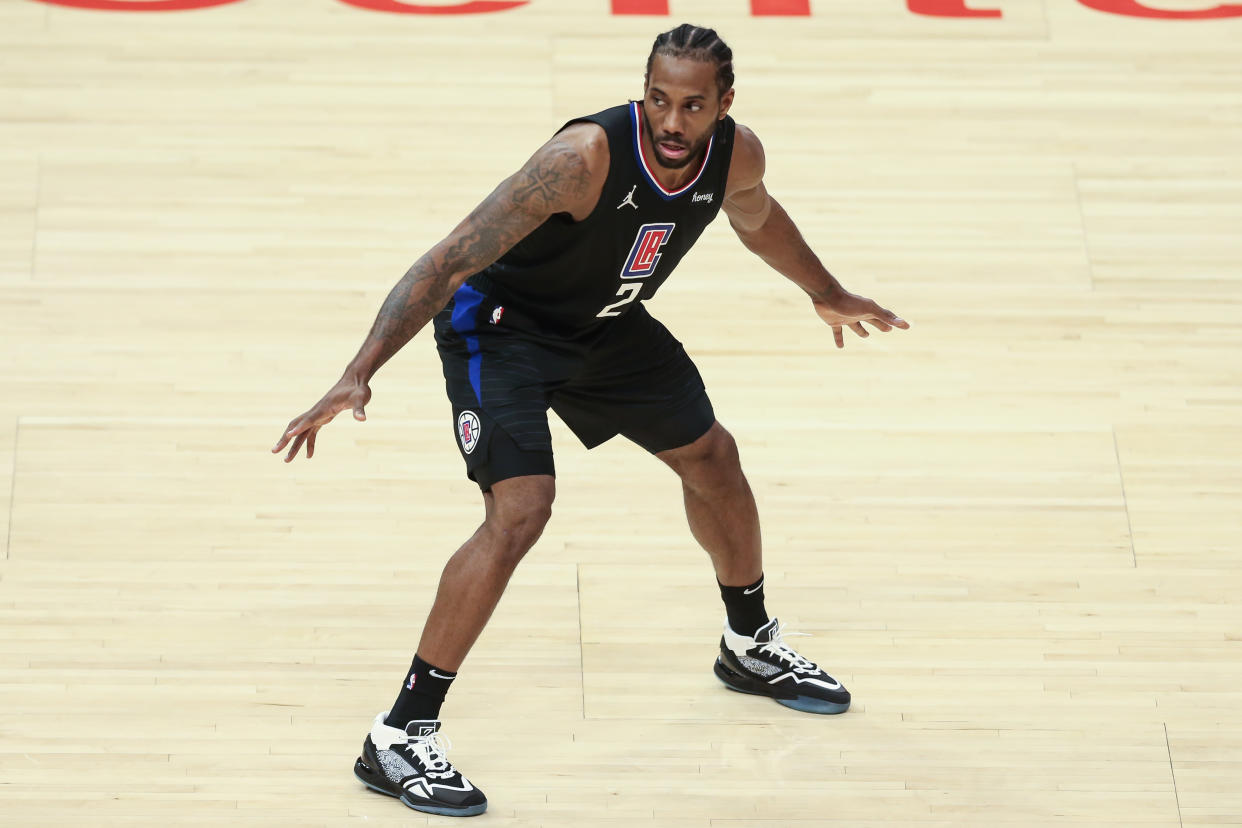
[
  {"left": 620, "top": 222, "right": 675, "bottom": 279},
  {"left": 406, "top": 673, "right": 417, "bottom": 690},
  {"left": 457, "top": 410, "right": 481, "bottom": 455}
]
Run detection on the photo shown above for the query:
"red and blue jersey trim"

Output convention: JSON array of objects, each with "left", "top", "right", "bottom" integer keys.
[{"left": 629, "top": 101, "right": 714, "bottom": 201}]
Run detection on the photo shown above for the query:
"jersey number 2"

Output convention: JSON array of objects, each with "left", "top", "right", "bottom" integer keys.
[
  {"left": 596, "top": 222, "right": 676, "bottom": 318},
  {"left": 597, "top": 283, "right": 642, "bottom": 317}
]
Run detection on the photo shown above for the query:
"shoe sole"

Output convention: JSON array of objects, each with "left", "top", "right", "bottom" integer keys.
[
  {"left": 714, "top": 657, "right": 850, "bottom": 715},
  {"left": 354, "top": 757, "right": 488, "bottom": 817}
]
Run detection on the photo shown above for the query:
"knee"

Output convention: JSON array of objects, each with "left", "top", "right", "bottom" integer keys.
[
  {"left": 670, "top": 424, "right": 743, "bottom": 488},
  {"left": 703, "top": 425, "right": 741, "bottom": 468},
  {"left": 483, "top": 490, "right": 554, "bottom": 566}
]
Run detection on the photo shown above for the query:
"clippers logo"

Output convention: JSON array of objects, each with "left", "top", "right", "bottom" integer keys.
[
  {"left": 457, "top": 410, "right": 481, "bottom": 454},
  {"left": 621, "top": 222, "right": 675, "bottom": 280}
]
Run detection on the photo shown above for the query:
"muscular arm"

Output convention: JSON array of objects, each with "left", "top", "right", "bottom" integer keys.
[
  {"left": 722, "top": 124, "right": 907, "bottom": 348},
  {"left": 344, "top": 128, "right": 603, "bottom": 383},
  {"left": 722, "top": 125, "right": 844, "bottom": 303},
  {"left": 271, "top": 125, "right": 607, "bottom": 462}
]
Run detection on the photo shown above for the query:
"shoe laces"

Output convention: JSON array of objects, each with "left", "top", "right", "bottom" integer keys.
[
  {"left": 406, "top": 730, "right": 455, "bottom": 779},
  {"left": 758, "top": 622, "right": 819, "bottom": 674}
]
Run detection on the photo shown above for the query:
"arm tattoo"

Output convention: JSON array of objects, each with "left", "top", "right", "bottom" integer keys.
[
  {"left": 345, "top": 141, "right": 592, "bottom": 380},
  {"left": 510, "top": 143, "right": 591, "bottom": 213}
]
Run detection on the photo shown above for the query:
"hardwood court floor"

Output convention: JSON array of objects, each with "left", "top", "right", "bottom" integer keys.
[{"left": 1, "top": 1, "right": 1240, "bottom": 826}]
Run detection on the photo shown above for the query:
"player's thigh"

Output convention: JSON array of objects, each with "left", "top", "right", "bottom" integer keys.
[
  {"left": 433, "top": 311, "right": 560, "bottom": 491},
  {"left": 549, "top": 306, "right": 715, "bottom": 453}
]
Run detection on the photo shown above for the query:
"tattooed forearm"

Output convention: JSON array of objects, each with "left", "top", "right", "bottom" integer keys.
[
  {"left": 342, "top": 139, "right": 594, "bottom": 382},
  {"left": 375, "top": 256, "right": 451, "bottom": 345}
]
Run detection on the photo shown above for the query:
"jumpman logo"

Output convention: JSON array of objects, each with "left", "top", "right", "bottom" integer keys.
[{"left": 617, "top": 185, "right": 639, "bottom": 210}]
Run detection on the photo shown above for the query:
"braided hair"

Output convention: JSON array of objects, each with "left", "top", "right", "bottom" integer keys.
[{"left": 646, "top": 24, "right": 735, "bottom": 98}]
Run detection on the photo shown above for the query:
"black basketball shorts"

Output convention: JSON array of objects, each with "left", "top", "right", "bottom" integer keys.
[{"left": 432, "top": 290, "right": 715, "bottom": 492}]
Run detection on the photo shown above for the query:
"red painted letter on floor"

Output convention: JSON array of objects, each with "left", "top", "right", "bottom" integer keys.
[
  {"left": 907, "top": 0, "right": 1002, "bottom": 17},
  {"left": 751, "top": 0, "right": 811, "bottom": 15},
  {"left": 611, "top": 0, "right": 669, "bottom": 13},
  {"left": 337, "top": 0, "right": 528, "bottom": 14},
  {"left": 1075, "top": 0, "right": 1242, "bottom": 19},
  {"left": 31, "top": 0, "right": 243, "bottom": 10}
]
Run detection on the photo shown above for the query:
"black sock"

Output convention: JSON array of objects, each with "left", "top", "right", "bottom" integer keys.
[
  {"left": 718, "top": 573, "right": 769, "bottom": 637},
  {"left": 385, "top": 654, "right": 456, "bottom": 728}
]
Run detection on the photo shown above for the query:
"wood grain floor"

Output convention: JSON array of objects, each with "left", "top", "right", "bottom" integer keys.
[{"left": 2, "top": 1, "right": 1240, "bottom": 825}]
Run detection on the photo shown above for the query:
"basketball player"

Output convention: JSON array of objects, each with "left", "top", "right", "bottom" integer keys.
[{"left": 272, "top": 25, "right": 908, "bottom": 817}]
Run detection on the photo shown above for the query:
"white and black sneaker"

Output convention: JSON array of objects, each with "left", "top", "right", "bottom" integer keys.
[
  {"left": 353, "top": 712, "right": 487, "bottom": 817},
  {"left": 714, "top": 618, "right": 851, "bottom": 714}
]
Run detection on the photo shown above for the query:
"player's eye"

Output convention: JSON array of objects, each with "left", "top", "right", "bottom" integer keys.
[
  {"left": 688, "top": 103, "right": 702, "bottom": 112},
  {"left": 652, "top": 97, "right": 665, "bottom": 107}
]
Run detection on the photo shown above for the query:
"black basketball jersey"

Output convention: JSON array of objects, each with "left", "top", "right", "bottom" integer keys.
[{"left": 462, "top": 101, "right": 737, "bottom": 339}]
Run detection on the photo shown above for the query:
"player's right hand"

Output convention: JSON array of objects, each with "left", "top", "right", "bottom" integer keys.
[{"left": 272, "top": 376, "right": 372, "bottom": 462}]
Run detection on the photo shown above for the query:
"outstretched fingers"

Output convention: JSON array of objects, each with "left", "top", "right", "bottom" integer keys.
[
  {"left": 861, "top": 306, "right": 910, "bottom": 336},
  {"left": 825, "top": 301, "right": 909, "bottom": 349},
  {"left": 283, "top": 431, "right": 309, "bottom": 463},
  {"left": 866, "top": 317, "right": 893, "bottom": 333},
  {"left": 273, "top": 417, "right": 314, "bottom": 462},
  {"left": 272, "top": 418, "right": 304, "bottom": 454},
  {"left": 291, "top": 432, "right": 310, "bottom": 462},
  {"left": 880, "top": 307, "right": 910, "bottom": 329}
]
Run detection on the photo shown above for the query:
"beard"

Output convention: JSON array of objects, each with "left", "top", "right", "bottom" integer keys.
[{"left": 643, "top": 112, "right": 714, "bottom": 170}]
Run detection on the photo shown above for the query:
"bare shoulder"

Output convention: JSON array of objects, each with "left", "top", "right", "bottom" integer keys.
[
  {"left": 514, "top": 121, "right": 609, "bottom": 221},
  {"left": 725, "top": 123, "right": 766, "bottom": 198},
  {"left": 554, "top": 120, "right": 610, "bottom": 169}
]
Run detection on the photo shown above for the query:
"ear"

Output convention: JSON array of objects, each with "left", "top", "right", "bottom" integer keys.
[
  {"left": 643, "top": 72, "right": 650, "bottom": 94},
  {"left": 718, "top": 87, "right": 735, "bottom": 120}
]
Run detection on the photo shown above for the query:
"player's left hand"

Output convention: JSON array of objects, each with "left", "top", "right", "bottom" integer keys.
[{"left": 812, "top": 291, "right": 909, "bottom": 349}]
